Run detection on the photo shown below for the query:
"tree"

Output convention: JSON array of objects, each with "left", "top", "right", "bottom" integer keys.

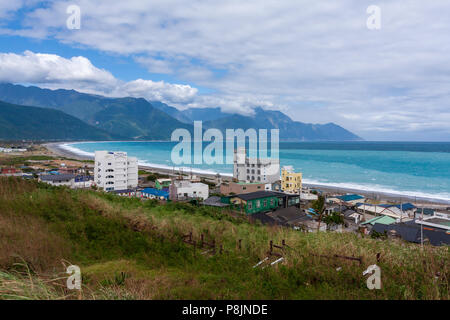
[
  {"left": 311, "top": 195, "right": 326, "bottom": 232},
  {"left": 323, "top": 211, "right": 344, "bottom": 230}
]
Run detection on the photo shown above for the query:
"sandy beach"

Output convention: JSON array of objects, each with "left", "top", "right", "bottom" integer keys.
[{"left": 44, "top": 142, "right": 450, "bottom": 207}]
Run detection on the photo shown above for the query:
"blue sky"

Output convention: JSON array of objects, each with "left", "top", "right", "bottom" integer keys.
[{"left": 0, "top": 0, "right": 450, "bottom": 141}]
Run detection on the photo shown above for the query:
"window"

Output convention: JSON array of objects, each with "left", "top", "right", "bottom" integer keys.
[
  {"left": 108, "top": 163, "right": 112, "bottom": 165},
  {"left": 243, "top": 186, "right": 246, "bottom": 190},
  {"left": 248, "top": 202, "right": 252, "bottom": 209},
  {"left": 270, "top": 199, "right": 274, "bottom": 206},
  {"left": 256, "top": 200, "right": 260, "bottom": 208},
  {"left": 263, "top": 200, "right": 267, "bottom": 207},
  {"left": 247, "top": 169, "right": 250, "bottom": 173}
]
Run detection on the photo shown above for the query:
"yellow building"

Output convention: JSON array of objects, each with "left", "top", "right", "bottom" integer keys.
[{"left": 281, "top": 166, "right": 302, "bottom": 193}]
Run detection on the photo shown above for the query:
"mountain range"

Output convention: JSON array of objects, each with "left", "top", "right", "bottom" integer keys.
[
  {"left": 0, "top": 100, "right": 118, "bottom": 141},
  {"left": 0, "top": 83, "right": 361, "bottom": 141}
]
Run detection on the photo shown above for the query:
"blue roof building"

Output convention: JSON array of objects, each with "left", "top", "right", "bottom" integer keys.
[
  {"left": 336, "top": 194, "right": 365, "bottom": 202},
  {"left": 142, "top": 187, "right": 169, "bottom": 200}
]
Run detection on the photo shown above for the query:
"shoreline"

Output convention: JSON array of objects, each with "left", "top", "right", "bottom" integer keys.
[{"left": 44, "top": 142, "right": 450, "bottom": 206}]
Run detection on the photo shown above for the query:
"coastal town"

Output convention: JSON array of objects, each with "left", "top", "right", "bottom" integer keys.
[{"left": 1, "top": 142, "right": 449, "bottom": 246}]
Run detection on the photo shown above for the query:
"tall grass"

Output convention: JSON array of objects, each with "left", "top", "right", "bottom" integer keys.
[{"left": 0, "top": 177, "right": 448, "bottom": 300}]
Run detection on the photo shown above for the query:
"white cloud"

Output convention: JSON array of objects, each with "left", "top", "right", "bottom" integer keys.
[
  {"left": 121, "top": 79, "right": 198, "bottom": 104},
  {"left": 3, "top": 1, "right": 450, "bottom": 139},
  {"left": 0, "top": 50, "right": 200, "bottom": 106},
  {"left": 0, "top": 51, "right": 117, "bottom": 90}
]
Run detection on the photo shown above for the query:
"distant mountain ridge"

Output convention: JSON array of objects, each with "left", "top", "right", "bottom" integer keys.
[
  {"left": 151, "top": 104, "right": 361, "bottom": 141},
  {"left": 0, "top": 100, "right": 119, "bottom": 141},
  {"left": 0, "top": 83, "right": 192, "bottom": 140},
  {"left": 0, "top": 83, "right": 361, "bottom": 141}
]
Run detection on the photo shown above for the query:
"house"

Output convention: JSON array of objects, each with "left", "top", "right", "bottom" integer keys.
[
  {"left": 0, "top": 167, "right": 22, "bottom": 176},
  {"left": 155, "top": 178, "right": 172, "bottom": 190},
  {"left": 39, "top": 174, "right": 75, "bottom": 187},
  {"left": 356, "top": 203, "right": 414, "bottom": 220},
  {"left": 414, "top": 212, "right": 450, "bottom": 232},
  {"left": 39, "top": 174, "right": 93, "bottom": 189},
  {"left": 361, "top": 215, "right": 397, "bottom": 228},
  {"left": 372, "top": 221, "right": 449, "bottom": 246},
  {"left": 169, "top": 180, "right": 209, "bottom": 201},
  {"left": 203, "top": 196, "right": 229, "bottom": 208},
  {"left": 271, "top": 180, "right": 282, "bottom": 191},
  {"left": 233, "top": 147, "right": 280, "bottom": 184},
  {"left": 299, "top": 189, "right": 319, "bottom": 201},
  {"left": 225, "top": 191, "right": 280, "bottom": 215},
  {"left": 268, "top": 206, "right": 306, "bottom": 226},
  {"left": 112, "top": 189, "right": 140, "bottom": 197},
  {"left": 380, "top": 203, "right": 416, "bottom": 217},
  {"left": 220, "top": 181, "right": 267, "bottom": 195},
  {"left": 294, "top": 214, "right": 327, "bottom": 232},
  {"left": 73, "top": 175, "right": 94, "bottom": 189},
  {"left": 343, "top": 209, "right": 363, "bottom": 230},
  {"left": 328, "top": 194, "right": 365, "bottom": 205},
  {"left": 414, "top": 208, "right": 435, "bottom": 219},
  {"left": 281, "top": 166, "right": 302, "bottom": 194},
  {"left": 94, "top": 151, "right": 138, "bottom": 192},
  {"left": 141, "top": 187, "right": 169, "bottom": 200}
]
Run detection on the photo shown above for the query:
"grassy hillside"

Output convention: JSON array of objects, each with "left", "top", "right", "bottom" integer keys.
[
  {"left": 0, "top": 100, "right": 119, "bottom": 141},
  {"left": 0, "top": 177, "right": 448, "bottom": 300}
]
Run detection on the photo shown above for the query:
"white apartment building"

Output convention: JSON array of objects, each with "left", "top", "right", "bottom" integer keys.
[
  {"left": 94, "top": 151, "right": 138, "bottom": 192},
  {"left": 233, "top": 147, "right": 280, "bottom": 184},
  {"left": 169, "top": 180, "right": 209, "bottom": 201}
]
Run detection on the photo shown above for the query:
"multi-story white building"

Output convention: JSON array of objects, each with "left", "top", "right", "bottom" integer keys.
[
  {"left": 94, "top": 151, "right": 138, "bottom": 192},
  {"left": 169, "top": 180, "right": 209, "bottom": 201},
  {"left": 233, "top": 147, "right": 280, "bottom": 184}
]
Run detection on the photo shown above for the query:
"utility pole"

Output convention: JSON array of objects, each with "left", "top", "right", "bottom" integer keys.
[
  {"left": 400, "top": 197, "right": 403, "bottom": 223},
  {"left": 421, "top": 206, "right": 424, "bottom": 248}
]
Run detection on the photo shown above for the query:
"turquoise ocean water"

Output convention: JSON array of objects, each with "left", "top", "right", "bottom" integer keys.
[{"left": 64, "top": 141, "right": 450, "bottom": 202}]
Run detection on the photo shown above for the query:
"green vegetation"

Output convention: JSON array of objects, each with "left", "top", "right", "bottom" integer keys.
[
  {"left": 0, "top": 177, "right": 448, "bottom": 300},
  {"left": 0, "top": 100, "right": 118, "bottom": 141},
  {"left": 0, "top": 155, "right": 55, "bottom": 166},
  {"left": 0, "top": 84, "right": 191, "bottom": 141}
]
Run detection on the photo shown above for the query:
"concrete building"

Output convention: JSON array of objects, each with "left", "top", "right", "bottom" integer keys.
[
  {"left": 169, "top": 180, "right": 209, "bottom": 201},
  {"left": 281, "top": 166, "right": 302, "bottom": 194},
  {"left": 220, "top": 181, "right": 269, "bottom": 195},
  {"left": 94, "top": 151, "right": 138, "bottom": 192},
  {"left": 233, "top": 147, "right": 280, "bottom": 184}
]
